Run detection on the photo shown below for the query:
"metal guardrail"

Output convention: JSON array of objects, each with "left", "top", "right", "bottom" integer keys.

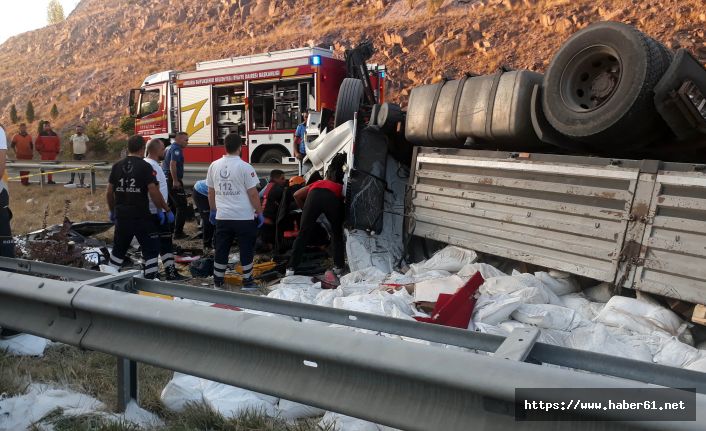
[{"left": 1, "top": 257, "right": 705, "bottom": 430}]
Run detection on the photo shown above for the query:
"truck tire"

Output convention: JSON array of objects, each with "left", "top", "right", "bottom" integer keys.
[
  {"left": 257, "top": 148, "right": 287, "bottom": 164},
  {"left": 335, "top": 78, "right": 364, "bottom": 127},
  {"left": 542, "top": 22, "right": 671, "bottom": 148},
  {"left": 377, "top": 103, "right": 403, "bottom": 133}
]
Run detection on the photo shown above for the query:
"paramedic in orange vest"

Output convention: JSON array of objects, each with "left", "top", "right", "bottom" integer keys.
[
  {"left": 35, "top": 121, "right": 60, "bottom": 184},
  {"left": 10, "top": 123, "right": 33, "bottom": 185}
]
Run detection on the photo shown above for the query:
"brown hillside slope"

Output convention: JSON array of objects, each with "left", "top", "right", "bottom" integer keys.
[{"left": 0, "top": 0, "right": 704, "bottom": 133}]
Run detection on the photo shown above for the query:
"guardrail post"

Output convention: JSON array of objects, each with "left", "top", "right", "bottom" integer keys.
[
  {"left": 90, "top": 168, "right": 96, "bottom": 194},
  {"left": 39, "top": 168, "right": 45, "bottom": 189},
  {"left": 117, "top": 357, "right": 138, "bottom": 412}
]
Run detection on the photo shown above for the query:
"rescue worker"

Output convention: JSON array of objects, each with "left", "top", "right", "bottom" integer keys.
[
  {"left": 207, "top": 133, "right": 263, "bottom": 290},
  {"left": 106, "top": 135, "right": 173, "bottom": 279},
  {"left": 285, "top": 164, "right": 345, "bottom": 276},
  {"left": 162, "top": 131, "right": 189, "bottom": 239},
  {"left": 67, "top": 125, "right": 90, "bottom": 187},
  {"left": 145, "top": 138, "right": 184, "bottom": 280},
  {"left": 192, "top": 179, "right": 213, "bottom": 253},
  {"left": 34, "top": 121, "right": 60, "bottom": 184},
  {"left": 10, "top": 123, "right": 33, "bottom": 186},
  {"left": 293, "top": 111, "right": 308, "bottom": 161},
  {"left": 259, "top": 169, "right": 287, "bottom": 251},
  {"left": 0, "top": 123, "right": 17, "bottom": 338}
]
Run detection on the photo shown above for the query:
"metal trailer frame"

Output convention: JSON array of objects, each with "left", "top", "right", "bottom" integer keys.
[
  {"left": 408, "top": 148, "right": 706, "bottom": 304},
  {"left": 1, "top": 257, "right": 706, "bottom": 430}
]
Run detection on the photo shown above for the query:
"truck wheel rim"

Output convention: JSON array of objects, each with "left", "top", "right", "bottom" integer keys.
[{"left": 559, "top": 45, "right": 622, "bottom": 113}]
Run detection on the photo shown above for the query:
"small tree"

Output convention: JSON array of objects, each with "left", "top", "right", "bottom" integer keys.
[
  {"left": 25, "top": 101, "right": 35, "bottom": 123},
  {"left": 9, "top": 105, "right": 19, "bottom": 124},
  {"left": 85, "top": 119, "right": 114, "bottom": 155},
  {"left": 50, "top": 103, "right": 59, "bottom": 120},
  {"left": 118, "top": 115, "right": 135, "bottom": 135},
  {"left": 47, "top": 0, "right": 65, "bottom": 25}
]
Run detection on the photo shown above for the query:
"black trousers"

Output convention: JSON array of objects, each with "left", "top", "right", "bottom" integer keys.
[
  {"left": 192, "top": 190, "right": 213, "bottom": 248},
  {"left": 0, "top": 189, "right": 14, "bottom": 258},
  {"left": 69, "top": 154, "right": 86, "bottom": 184},
  {"left": 214, "top": 219, "right": 257, "bottom": 284},
  {"left": 109, "top": 215, "right": 159, "bottom": 278},
  {"left": 167, "top": 176, "right": 187, "bottom": 234},
  {"left": 288, "top": 189, "right": 344, "bottom": 269},
  {"left": 153, "top": 214, "right": 175, "bottom": 268}
]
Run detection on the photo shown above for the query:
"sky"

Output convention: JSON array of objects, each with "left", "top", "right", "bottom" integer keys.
[{"left": 0, "top": 0, "right": 81, "bottom": 44}]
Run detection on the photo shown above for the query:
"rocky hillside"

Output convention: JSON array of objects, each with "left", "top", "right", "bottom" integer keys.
[{"left": 0, "top": 0, "right": 704, "bottom": 133}]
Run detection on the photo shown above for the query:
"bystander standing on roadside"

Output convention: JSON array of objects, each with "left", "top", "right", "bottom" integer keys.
[
  {"left": 34, "top": 121, "right": 60, "bottom": 184},
  {"left": 207, "top": 133, "right": 263, "bottom": 290},
  {"left": 192, "top": 179, "right": 213, "bottom": 254},
  {"left": 106, "top": 135, "right": 171, "bottom": 279},
  {"left": 10, "top": 123, "right": 33, "bottom": 186},
  {"left": 163, "top": 132, "right": 189, "bottom": 239},
  {"left": 67, "top": 125, "right": 90, "bottom": 187}
]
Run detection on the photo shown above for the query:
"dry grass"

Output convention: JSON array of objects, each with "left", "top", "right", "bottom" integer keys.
[
  {"left": 1, "top": 345, "right": 330, "bottom": 430},
  {"left": 8, "top": 182, "right": 107, "bottom": 235}
]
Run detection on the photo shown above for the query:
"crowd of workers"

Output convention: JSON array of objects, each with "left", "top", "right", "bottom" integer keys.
[{"left": 105, "top": 129, "right": 346, "bottom": 286}]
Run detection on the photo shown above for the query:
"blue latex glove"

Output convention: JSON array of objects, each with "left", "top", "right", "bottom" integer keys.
[
  {"left": 109, "top": 211, "right": 116, "bottom": 223},
  {"left": 256, "top": 213, "right": 265, "bottom": 228},
  {"left": 165, "top": 211, "right": 175, "bottom": 224},
  {"left": 157, "top": 211, "right": 166, "bottom": 225},
  {"left": 209, "top": 210, "right": 217, "bottom": 225}
]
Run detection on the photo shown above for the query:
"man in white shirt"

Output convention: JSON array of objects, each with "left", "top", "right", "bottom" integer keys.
[
  {"left": 144, "top": 139, "right": 182, "bottom": 280},
  {"left": 68, "top": 125, "right": 90, "bottom": 187},
  {"left": 207, "top": 133, "right": 263, "bottom": 290}
]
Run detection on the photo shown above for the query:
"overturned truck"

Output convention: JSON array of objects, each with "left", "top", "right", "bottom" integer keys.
[{"left": 305, "top": 21, "right": 706, "bottom": 305}]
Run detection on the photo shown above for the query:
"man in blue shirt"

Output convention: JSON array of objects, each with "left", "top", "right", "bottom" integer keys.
[
  {"left": 163, "top": 132, "right": 189, "bottom": 239},
  {"left": 192, "top": 179, "right": 213, "bottom": 253},
  {"left": 293, "top": 111, "right": 308, "bottom": 160}
]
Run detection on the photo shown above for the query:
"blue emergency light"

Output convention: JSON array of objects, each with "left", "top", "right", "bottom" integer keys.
[
  {"left": 381, "top": 71, "right": 386, "bottom": 78},
  {"left": 310, "top": 55, "right": 322, "bottom": 66}
]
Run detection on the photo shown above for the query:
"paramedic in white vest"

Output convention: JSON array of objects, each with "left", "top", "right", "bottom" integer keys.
[
  {"left": 144, "top": 138, "right": 184, "bottom": 281},
  {"left": 207, "top": 133, "right": 264, "bottom": 290}
]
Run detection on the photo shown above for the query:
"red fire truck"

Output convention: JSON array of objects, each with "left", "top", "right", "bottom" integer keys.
[{"left": 129, "top": 47, "right": 385, "bottom": 163}]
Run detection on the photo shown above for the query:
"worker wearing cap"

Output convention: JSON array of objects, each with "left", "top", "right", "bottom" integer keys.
[
  {"left": 192, "top": 179, "right": 213, "bottom": 253},
  {"left": 163, "top": 131, "right": 189, "bottom": 239},
  {"left": 145, "top": 138, "right": 184, "bottom": 280},
  {"left": 286, "top": 164, "right": 345, "bottom": 276},
  {"left": 10, "top": 123, "right": 33, "bottom": 186},
  {"left": 106, "top": 135, "right": 172, "bottom": 279},
  {"left": 207, "top": 133, "right": 263, "bottom": 290}
]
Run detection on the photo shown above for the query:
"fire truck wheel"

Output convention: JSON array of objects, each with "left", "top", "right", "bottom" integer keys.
[
  {"left": 257, "top": 148, "right": 288, "bottom": 164},
  {"left": 335, "top": 78, "right": 365, "bottom": 127},
  {"left": 542, "top": 21, "right": 670, "bottom": 149}
]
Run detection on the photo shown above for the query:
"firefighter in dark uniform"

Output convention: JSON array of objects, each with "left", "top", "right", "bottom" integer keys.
[{"left": 106, "top": 135, "right": 173, "bottom": 279}]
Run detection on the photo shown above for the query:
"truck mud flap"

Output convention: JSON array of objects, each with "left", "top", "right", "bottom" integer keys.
[{"left": 346, "top": 126, "right": 388, "bottom": 233}]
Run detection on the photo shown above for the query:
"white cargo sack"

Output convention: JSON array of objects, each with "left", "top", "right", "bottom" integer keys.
[
  {"left": 472, "top": 294, "right": 523, "bottom": 325},
  {"left": 512, "top": 304, "right": 584, "bottom": 331},
  {"left": 319, "top": 411, "right": 382, "bottom": 431},
  {"left": 596, "top": 296, "right": 683, "bottom": 336},
  {"left": 205, "top": 384, "right": 278, "bottom": 418},
  {"left": 277, "top": 399, "right": 326, "bottom": 420},
  {"left": 534, "top": 271, "right": 579, "bottom": 296},
  {"left": 560, "top": 293, "right": 605, "bottom": 321},
  {"left": 568, "top": 324, "right": 653, "bottom": 363},
  {"left": 653, "top": 337, "right": 702, "bottom": 368},
  {"left": 0, "top": 334, "right": 50, "bottom": 357},
  {"left": 414, "top": 275, "right": 466, "bottom": 302},
  {"left": 458, "top": 262, "right": 507, "bottom": 280},
  {"left": 582, "top": 282, "right": 613, "bottom": 303},
  {"left": 406, "top": 246, "right": 477, "bottom": 275},
  {"left": 340, "top": 267, "right": 388, "bottom": 285},
  {"left": 481, "top": 275, "right": 561, "bottom": 305}
]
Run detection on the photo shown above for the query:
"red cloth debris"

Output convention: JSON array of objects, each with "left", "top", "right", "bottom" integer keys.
[{"left": 414, "top": 271, "right": 483, "bottom": 329}]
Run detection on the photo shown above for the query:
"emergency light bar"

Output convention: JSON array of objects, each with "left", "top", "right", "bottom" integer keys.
[{"left": 310, "top": 55, "right": 322, "bottom": 66}]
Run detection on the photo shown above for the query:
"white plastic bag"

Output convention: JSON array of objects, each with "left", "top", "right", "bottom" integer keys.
[
  {"left": 314, "top": 288, "right": 345, "bottom": 308},
  {"left": 534, "top": 271, "right": 579, "bottom": 296},
  {"left": 319, "top": 411, "right": 381, "bottom": 431},
  {"left": 568, "top": 324, "right": 653, "bottom": 362},
  {"left": 340, "top": 267, "right": 387, "bottom": 285},
  {"left": 511, "top": 304, "right": 584, "bottom": 331},
  {"left": 560, "top": 293, "right": 605, "bottom": 321},
  {"left": 161, "top": 373, "right": 214, "bottom": 412},
  {"left": 406, "top": 246, "right": 477, "bottom": 275},
  {"left": 457, "top": 263, "right": 507, "bottom": 279},
  {"left": 205, "top": 384, "right": 278, "bottom": 419},
  {"left": 0, "top": 334, "right": 50, "bottom": 357},
  {"left": 481, "top": 274, "right": 562, "bottom": 305},
  {"left": 596, "top": 296, "right": 683, "bottom": 336},
  {"left": 333, "top": 291, "right": 414, "bottom": 317},
  {"left": 472, "top": 294, "right": 523, "bottom": 325},
  {"left": 653, "top": 337, "right": 702, "bottom": 368}
]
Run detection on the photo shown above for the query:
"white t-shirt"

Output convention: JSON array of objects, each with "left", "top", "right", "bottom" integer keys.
[
  {"left": 70, "top": 134, "right": 89, "bottom": 155},
  {"left": 144, "top": 157, "right": 167, "bottom": 214},
  {"left": 206, "top": 155, "right": 259, "bottom": 220}
]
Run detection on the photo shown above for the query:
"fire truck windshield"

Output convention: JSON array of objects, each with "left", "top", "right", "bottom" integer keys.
[{"left": 139, "top": 89, "right": 161, "bottom": 118}]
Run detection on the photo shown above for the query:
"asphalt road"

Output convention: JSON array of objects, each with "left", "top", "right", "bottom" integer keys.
[{"left": 5, "top": 161, "right": 299, "bottom": 188}]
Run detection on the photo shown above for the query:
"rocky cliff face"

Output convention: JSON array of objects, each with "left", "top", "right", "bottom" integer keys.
[{"left": 0, "top": 0, "right": 704, "bottom": 133}]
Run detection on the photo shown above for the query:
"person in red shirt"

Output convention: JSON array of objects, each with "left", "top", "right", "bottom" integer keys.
[
  {"left": 34, "top": 121, "right": 61, "bottom": 184},
  {"left": 286, "top": 164, "right": 345, "bottom": 275},
  {"left": 10, "top": 123, "right": 33, "bottom": 185}
]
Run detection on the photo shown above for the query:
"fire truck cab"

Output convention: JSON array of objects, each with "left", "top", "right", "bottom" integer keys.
[{"left": 129, "top": 47, "right": 385, "bottom": 164}]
